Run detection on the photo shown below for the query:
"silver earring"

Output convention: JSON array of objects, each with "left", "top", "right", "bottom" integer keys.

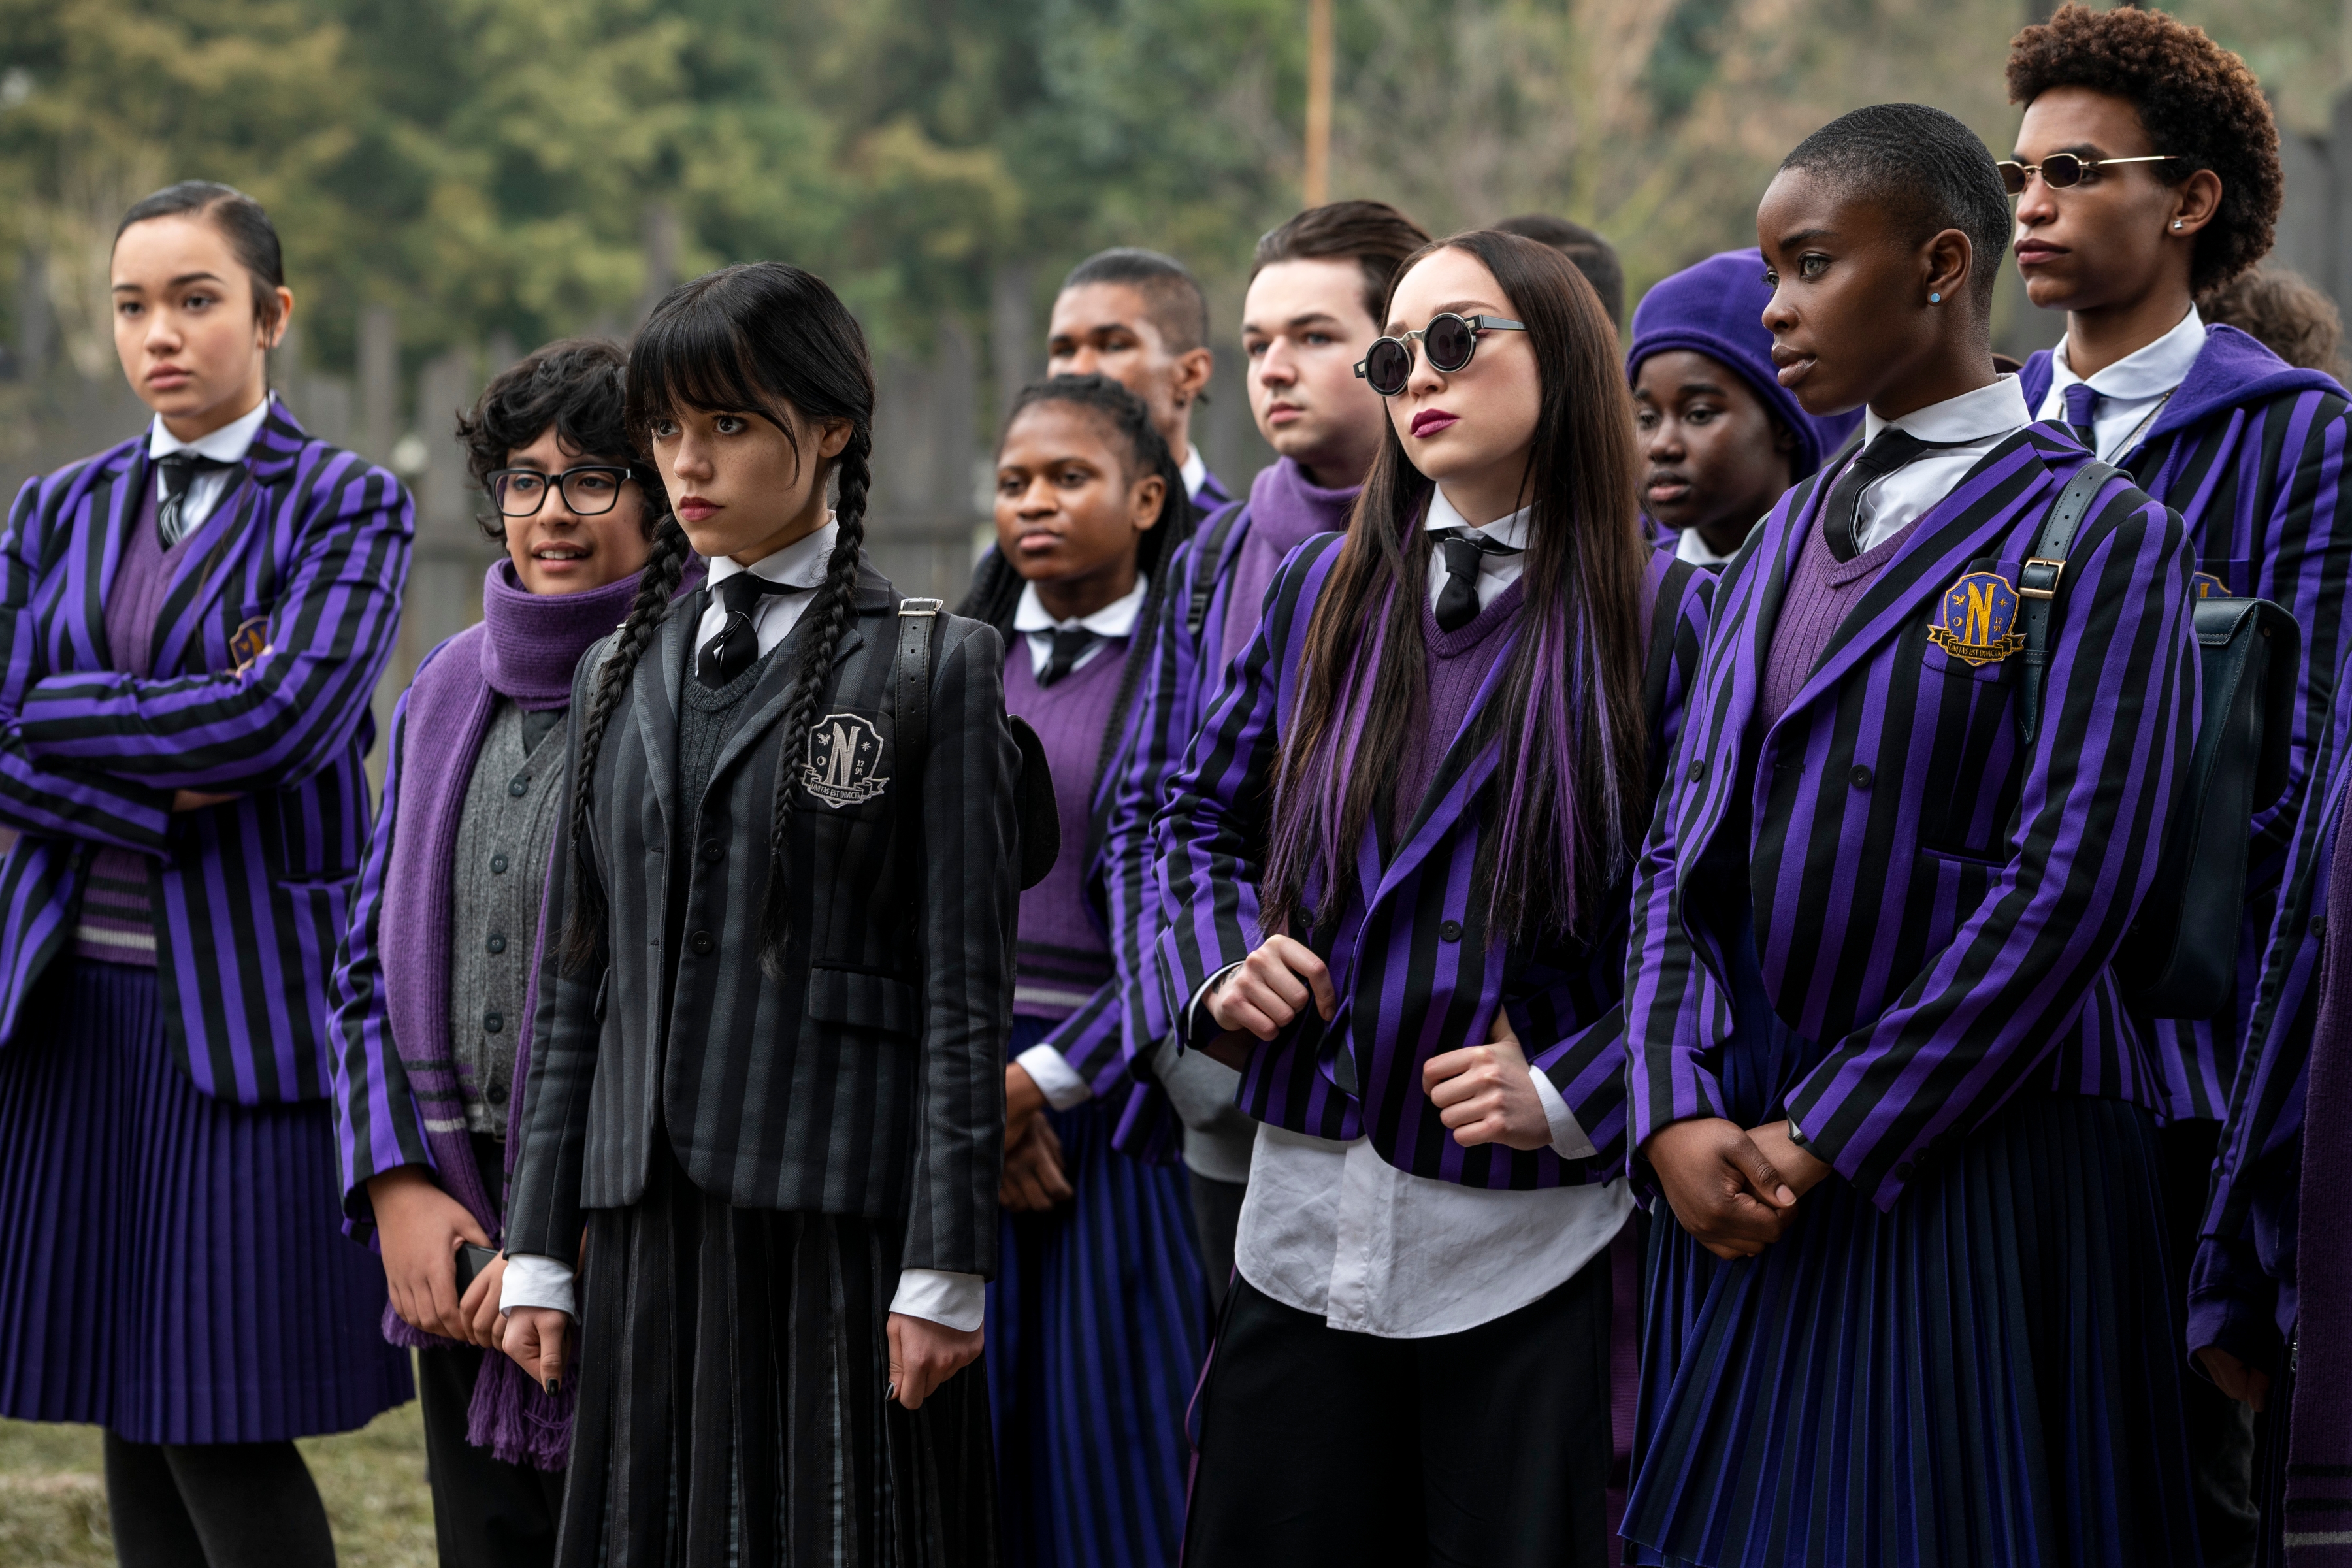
[
  {"left": 1929, "top": 291, "right": 1942, "bottom": 304},
  {"left": 2173, "top": 220, "right": 2185, "bottom": 231}
]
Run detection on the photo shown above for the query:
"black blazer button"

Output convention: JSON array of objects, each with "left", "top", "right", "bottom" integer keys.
[
  {"left": 509, "top": 774, "right": 531, "bottom": 797},
  {"left": 2315, "top": 916, "right": 2329, "bottom": 938},
  {"left": 1849, "top": 765, "right": 1874, "bottom": 790},
  {"left": 483, "top": 1011, "right": 503, "bottom": 1034},
  {"left": 491, "top": 853, "right": 510, "bottom": 874},
  {"left": 691, "top": 930, "right": 715, "bottom": 955},
  {"left": 1688, "top": 759, "right": 1706, "bottom": 783},
  {"left": 486, "top": 932, "right": 506, "bottom": 955},
  {"left": 1893, "top": 1160, "right": 1914, "bottom": 1181},
  {"left": 702, "top": 839, "right": 724, "bottom": 863},
  {"left": 1439, "top": 920, "right": 1463, "bottom": 942}
]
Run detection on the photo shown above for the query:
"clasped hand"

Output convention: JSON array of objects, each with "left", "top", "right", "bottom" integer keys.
[{"left": 1643, "top": 1116, "right": 1834, "bottom": 1260}]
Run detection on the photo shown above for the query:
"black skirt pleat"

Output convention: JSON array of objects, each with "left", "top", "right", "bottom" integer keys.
[{"left": 559, "top": 1145, "right": 997, "bottom": 1567}]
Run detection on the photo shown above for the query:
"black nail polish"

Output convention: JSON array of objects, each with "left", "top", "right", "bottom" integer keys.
[{"left": 545, "top": 1377, "right": 560, "bottom": 1396}]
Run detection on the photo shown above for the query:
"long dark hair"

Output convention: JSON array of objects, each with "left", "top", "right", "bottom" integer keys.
[
  {"left": 1262, "top": 230, "right": 1650, "bottom": 945},
  {"left": 557, "top": 261, "right": 876, "bottom": 979},
  {"left": 958, "top": 374, "right": 1196, "bottom": 798}
]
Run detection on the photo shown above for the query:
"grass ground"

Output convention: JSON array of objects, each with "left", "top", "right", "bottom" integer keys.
[{"left": 0, "top": 1375, "right": 437, "bottom": 1567}]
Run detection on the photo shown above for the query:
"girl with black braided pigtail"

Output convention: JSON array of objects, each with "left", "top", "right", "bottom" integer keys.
[
  {"left": 957, "top": 374, "right": 1206, "bottom": 1568},
  {"left": 500, "top": 261, "right": 1018, "bottom": 1568}
]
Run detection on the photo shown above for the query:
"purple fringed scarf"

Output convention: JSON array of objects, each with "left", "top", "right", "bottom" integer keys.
[
  {"left": 2289, "top": 808, "right": 2352, "bottom": 1559},
  {"left": 372, "top": 559, "right": 653, "bottom": 1468}
]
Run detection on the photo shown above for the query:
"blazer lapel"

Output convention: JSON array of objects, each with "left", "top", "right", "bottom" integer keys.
[
  {"left": 72, "top": 451, "right": 144, "bottom": 676},
  {"left": 1766, "top": 433, "right": 2052, "bottom": 736},
  {"left": 636, "top": 597, "right": 693, "bottom": 844},
  {"left": 146, "top": 402, "right": 312, "bottom": 676}
]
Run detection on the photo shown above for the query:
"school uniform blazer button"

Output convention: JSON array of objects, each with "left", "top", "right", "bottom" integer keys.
[
  {"left": 690, "top": 930, "right": 715, "bottom": 955},
  {"left": 1688, "top": 759, "right": 1707, "bottom": 783},
  {"left": 1893, "top": 1160, "right": 1914, "bottom": 1181},
  {"left": 1849, "top": 765, "right": 1874, "bottom": 790},
  {"left": 701, "top": 839, "right": 724, "bottom": 863},
  {"left": 2315, "top": 916, "right": 2329, "bottom": 938},
  {"left": 483, "top": 1011, "right": 503, "bottom": 1034},
  {"left": 508, "top": 774, "right": 531, "bottom": 797},
  {"left": 1439, "top": 919, "right": 1463, "bottom": 942}
]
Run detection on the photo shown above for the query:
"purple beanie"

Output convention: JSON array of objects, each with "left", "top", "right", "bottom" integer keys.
[{"left": 1625, "top": 247, "right": 1862, "bottom": 480}]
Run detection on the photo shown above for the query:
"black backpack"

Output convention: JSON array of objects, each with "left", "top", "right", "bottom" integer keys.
[{"left": 2015, "top": 461, "right": 2299, "bottom": 1019}]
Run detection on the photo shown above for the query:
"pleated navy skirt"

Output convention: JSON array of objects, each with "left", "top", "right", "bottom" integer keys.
[
  {"left": 561, "top": 1135, "right": 998, "bottom": 1568},
  {"left": 1622, "top": 923, "right": 2200, "bottom": 1568},
  {"left": 0, "top": 960, "right": 413, "bottom": 1443},
  {"left": 988, "top": 1016, "right": 1208, "bottom": 1568}
]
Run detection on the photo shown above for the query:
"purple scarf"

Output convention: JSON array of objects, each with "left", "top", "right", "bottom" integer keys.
[
  {"left": 373, "top": 559, "right": 647, "bottom": 1467},
  {"left": 1220, "top": 457, "right": 1362, "bottom": 673},
  {"left": 2290, "top": 807, "right": 2352, "bottom": 1558}
]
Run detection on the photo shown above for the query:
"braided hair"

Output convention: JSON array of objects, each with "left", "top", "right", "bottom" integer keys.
[
  {"left": 557, "top": 261, "right": 877, "bottom": 980},
  {"left": 958, "top": 373, "right": 1198, "bottom": 801}
]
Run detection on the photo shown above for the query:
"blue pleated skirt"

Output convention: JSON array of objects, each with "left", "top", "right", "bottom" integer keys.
[
  {"left": 1622, "top": 924, "right": 2198, "bottom": 1568},
  {"left": 988, "top": 1017, "right": 1209, "bottom": 1568},
  {"left": 0, "top": 960, "right": 412, "bottom": 1443}
]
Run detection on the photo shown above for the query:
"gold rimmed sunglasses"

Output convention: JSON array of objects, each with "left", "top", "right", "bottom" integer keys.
[{"left": 1997, "top": 152, "right": 2176, "bottom": 196}]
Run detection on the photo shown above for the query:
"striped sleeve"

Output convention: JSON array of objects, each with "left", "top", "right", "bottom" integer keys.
[
  {"left": 1782, "top": 487, "right": 2197, "bottom": 1209},
  {"left": 1039, "top": 978, "right": 1129, "bottom": 1096},
  {"left": 0, "top": 475, "right": 172, "bottom": 849},
  {"left": 327, "top": 669, "right": 434, "bottom": 1239},
  {"left": 16, "top": 453, "right": 412, "bottom": 791}
]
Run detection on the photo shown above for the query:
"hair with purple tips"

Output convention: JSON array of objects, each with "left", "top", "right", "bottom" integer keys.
[{"left": 1261, "top": 229, "right": 1650, "bottom": 944}]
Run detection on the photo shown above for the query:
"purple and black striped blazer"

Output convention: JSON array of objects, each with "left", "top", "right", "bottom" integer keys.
[
  {"left": 0, "top": 402, "right": 412, "bottom": 1103},
  {"left": 1152, "top": 534, "right": 1712, "bottom": 1188},
  {"left": 2023, "top": 326, "right": 2352, "bottom": 1123},
  {"left": 1626, "top": 425, "right": 2197, "bottom": 1211}
]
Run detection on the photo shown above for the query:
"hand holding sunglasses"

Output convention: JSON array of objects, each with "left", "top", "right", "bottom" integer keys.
[
  {"left": 1997, "top": 152, "right": 2176, "bottom": 196},
  {"left": 1354, "top": 313, "right": 1527, "bottom": 398}
]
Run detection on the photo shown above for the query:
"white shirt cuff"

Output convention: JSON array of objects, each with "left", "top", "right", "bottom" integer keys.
[
  {"left": 1186, "top": 962, "right": 1244, "bottom": 1043},
  {"left": 499, "top": 1253, "right": 576, "bottom": 1318},
  {"left": 1529, "top": 1068, "right": 1598, "bottom": 1160},
  {"left": 1015, "top": 1043, "right": 1092, "bottom": 1109},
  {"left": 888, "top": 1268, "right": 987, "bottom": 1332}
]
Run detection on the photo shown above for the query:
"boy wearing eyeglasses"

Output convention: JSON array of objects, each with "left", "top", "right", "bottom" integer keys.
[{"left": 2004, "top": 14, "right": 2352, "bottom": 1553}]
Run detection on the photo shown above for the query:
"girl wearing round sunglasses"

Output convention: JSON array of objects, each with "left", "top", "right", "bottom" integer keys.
[{"left": 1162, "top": 229, "right": 1712, "bottom": 1567}]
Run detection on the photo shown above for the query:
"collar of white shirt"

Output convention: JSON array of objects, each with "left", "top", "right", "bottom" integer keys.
[
  {"left": 705, "top": 517, "right": 840, "bottom": 595},
  {"left": 147, "top": 393, "right": 273, "bottom": 464},
  {"left": 1179, "top": 446, "right": 1208, "bottom": 500},
  {"left": 1674, "top": 527, "right": 1736, "bottom": 566},
  {"left": 1012, "top": 572, "right": 1149, "bottom": 640},
  {"left": 1860, "top": 374, "right": 2034, "bottom": 449},
  {"left": 1424, "top": 485, "right": 1531, "bottom": 549},
  {"left": 2048, "top": 305, "right": 2205, "bottom": 402}
]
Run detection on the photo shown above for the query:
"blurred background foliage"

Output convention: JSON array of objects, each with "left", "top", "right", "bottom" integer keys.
[{"left": 0, "top": 0, "right": 2332, "bottom": 379}]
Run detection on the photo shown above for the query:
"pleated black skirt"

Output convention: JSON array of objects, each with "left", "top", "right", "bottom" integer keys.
[{"left": 559, "top": 1144, "right": 998, "bottom": 1568}]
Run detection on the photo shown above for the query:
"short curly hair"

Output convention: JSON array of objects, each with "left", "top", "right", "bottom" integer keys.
[
  {"left": 2006, "top": 3, "right": 2280, "bottom": 295},
  {"left": 455, "top": 337, "right": 660, "bottom": 544}
]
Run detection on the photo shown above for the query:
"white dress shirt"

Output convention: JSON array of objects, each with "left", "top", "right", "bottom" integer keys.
[
  {"left": 1673, "top": 527, "right": 1738, "bottom": 567},
  {"left": 504, "top": 512, "right": 985, "bottom": 1332},
  {"left": 2033, "top": 306, "right": 2204, "bottom": 463},
  {"left": 148, "top": 394, "right": 272, "bottom": 538},
  {"left": 693, "top": 518, "right": 839, "bottom": 657},
  {"left": 1851, "top": 376, "right": 2035, "bottom": 551},
  {"left": 1423, "top": 485, "right": 1530, "bottom": 612},
  {"left": 1180, "top": 447, "right": 1209, "bottom": 501},
  {"left": 1009, "top": 574, "right": 1151, "bottom": 1109}
]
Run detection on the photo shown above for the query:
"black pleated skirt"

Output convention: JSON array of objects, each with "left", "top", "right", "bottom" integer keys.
[{"left": 558, "top": 1145, "right": 998, "bottom": 1567}]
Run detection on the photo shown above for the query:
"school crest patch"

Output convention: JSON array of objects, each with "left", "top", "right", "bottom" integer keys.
[
  {"left": 228, "top": 615, "right": 270, "bottom": 674},
  {"left": 2191, "top": 571, "right": 2231, "bottom": 599},
  {"left": 1929, "top": 572, "right": 2026, "bottom": 666},
  {"left": 802, "top": 713, "right": 889, "bottom": 809}
]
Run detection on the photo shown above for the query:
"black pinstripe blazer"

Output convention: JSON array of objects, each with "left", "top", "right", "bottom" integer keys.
[{"left": 504, "top": 566, "right": 1019, "bottom": 1277}]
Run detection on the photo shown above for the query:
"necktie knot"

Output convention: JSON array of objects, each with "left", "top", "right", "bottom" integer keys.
[
  {"left": 697, "top": 570, "right": 809, "bottom": 687},
  {"left": 154, "top": 452, "right": 236, "bottom": 546},
  {"left": 1037, "top": 626, "right": 1098, "bottom": 688},
  {"left": 2062, "top": 382, "right": 2100, "bottom": 451},
  {"left": 1823, "top": 428, "right": 1937, "bottom": 561},
  {"left": 1433, "top": 527, "right": 1523, "bottom": 634}
]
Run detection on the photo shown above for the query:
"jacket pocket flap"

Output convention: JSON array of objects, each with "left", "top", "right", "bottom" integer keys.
[{"left": 806, "top": 966, "right": 918, "bottom": 1036}]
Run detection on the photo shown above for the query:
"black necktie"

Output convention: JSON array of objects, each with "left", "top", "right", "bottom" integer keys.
[
  {"left": 1433, "top": 528, "right": 1523, "bottom": 633},
  {"left": 1037, "top": 627, "right": 1096, "bottom": 688},
  {"left": 696, "top": 570, "right": 808, "bottom": 688},
  {"left": 156, "top": 453, "right": 236, "bottom": 547},
  {"left": 2062, "top": 383, "right": 2100, "bottom": 454},
  {"left": 1821, "top": 429, "right": 1936, "bottom": 561}
]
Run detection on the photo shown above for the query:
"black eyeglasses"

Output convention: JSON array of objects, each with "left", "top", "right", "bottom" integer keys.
[
  {"left": 487, "top": 465, "right": 634, "bottom": 518},
  {"left": 1997, "top": 153, "right": 2175, "bottom": 196},
  {"left": 1354, "top": 314, "right": 1527, "bottom": 397}
]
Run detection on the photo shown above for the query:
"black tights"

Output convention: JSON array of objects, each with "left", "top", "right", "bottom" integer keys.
[{"left": 103, "top": 1431, "right": 336, "bottom": 1568}]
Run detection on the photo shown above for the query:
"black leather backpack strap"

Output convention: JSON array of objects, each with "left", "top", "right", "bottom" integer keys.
[
  {"left": 1186, "top": 501, "right": 1250, "bottom": 641},
  {"left": 2016, "top": 459, "right": 2120, "bottom": 746},
  {"left": 895, "top": 596, "right": 941, "bottom": 767}
]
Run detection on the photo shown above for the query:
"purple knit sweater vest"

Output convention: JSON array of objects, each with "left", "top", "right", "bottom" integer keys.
[
  {"left": 1395, "top": 580, "right": 1525, "bottom": 837},
  {"left": 1755, "top": 506, "right": 1923, "bottom": 733},
  {"left": 77, "top": 487, "right": 204, "bottom": 964},
  {"left": 1005, "top": 635, "right": 1130, "bottom": 1019}
]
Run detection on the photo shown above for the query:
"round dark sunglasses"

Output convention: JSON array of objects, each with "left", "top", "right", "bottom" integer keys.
[
  {"left": 1997, "top": 152, "right": 2174, "bottom": 196},
  {"left": 488, "top": 465, "right": 634, "bottom": 518},
  {"left": 1354, "top": 313, "right": 1527, "bottom": 397}
]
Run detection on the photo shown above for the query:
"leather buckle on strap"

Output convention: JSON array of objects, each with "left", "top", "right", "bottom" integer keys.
[
  {"left": 2017, "top": 559, "right": 2065, "bottom": 600},
  {"left": 898, "top": 597, "right": 943, "bottom": 617}
]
